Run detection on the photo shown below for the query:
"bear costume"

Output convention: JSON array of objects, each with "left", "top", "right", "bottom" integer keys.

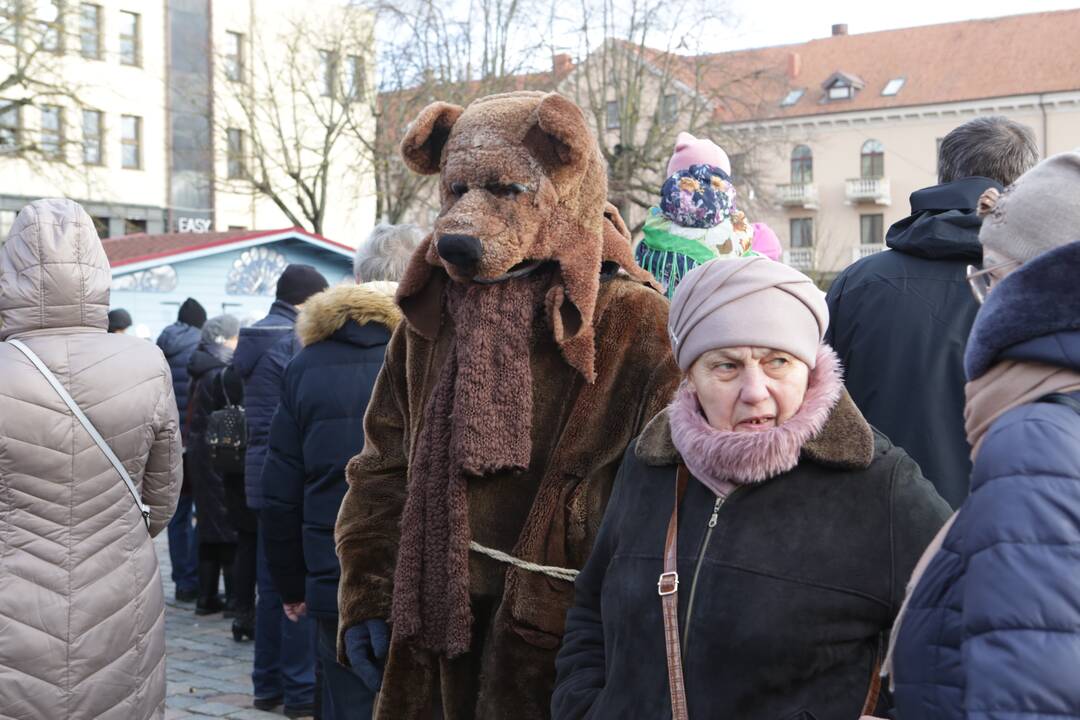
[{"left": 334, "top": 91, "right": 679, "bottom": 719}]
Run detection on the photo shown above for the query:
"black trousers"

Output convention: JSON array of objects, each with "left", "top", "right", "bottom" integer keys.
[
  {"left": 231, "top": 527, "right": 258, "bottom": 613},
  {"left": 197, "top": 541, "right": 236, "bottom": 603}
]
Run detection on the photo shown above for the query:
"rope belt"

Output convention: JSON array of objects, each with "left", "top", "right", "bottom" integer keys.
[{"left": 468, "top": 541, "right": 580, "bottom": 582}]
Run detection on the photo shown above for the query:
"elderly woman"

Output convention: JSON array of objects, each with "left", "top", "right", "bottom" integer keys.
[
  {"left": 891, "top": 153, "right": 1080, "bottom": 718},
  {"left": 552, "top": 256, "right": 950, "bottom": 719}
]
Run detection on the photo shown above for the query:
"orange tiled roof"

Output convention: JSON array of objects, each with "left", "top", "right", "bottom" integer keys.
[{"left": 661, "top": 9, "right": 1080, "bottom": 122}]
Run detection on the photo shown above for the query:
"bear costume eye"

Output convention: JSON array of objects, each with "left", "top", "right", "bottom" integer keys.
[
  {"left": 486, "top": 182, "right": 528, "bottom": 198},
  {"left": 450, "top": 181, "right": 468, "bottom": 197}
]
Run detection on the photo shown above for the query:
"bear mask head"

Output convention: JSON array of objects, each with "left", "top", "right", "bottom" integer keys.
[{"left": 395, "top": 91, "right": 655, "bottom": 380}]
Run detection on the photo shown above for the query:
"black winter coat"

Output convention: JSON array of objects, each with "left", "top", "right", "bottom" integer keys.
[
  {"left": 156, "top": 321, "right": 201, "bottom": 447},
  {"left": 187, "top": 343, "right": 239, "bottom": 544},
  {"left": 825, "top": 177, "right": 1002, "bottom": 508},
  {"left": 893, "top": 242, "right": 1080, "bottom": 719},
  {"left": 553, "top": 392, "right": 950, "bottom": 720},
  {"left": 261, "top": 286, "right": 399, "bottom": 618},
  {"left": 232, "top": 300, "right": 300, "bottom": 510}
]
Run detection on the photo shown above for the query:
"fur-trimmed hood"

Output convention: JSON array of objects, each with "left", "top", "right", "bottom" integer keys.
[
  {"left": 296, "top": 284, "right": 402, "bottom": 347},
  {"left": 965, "top": 240, "right": 1080, "bottom": 380}
]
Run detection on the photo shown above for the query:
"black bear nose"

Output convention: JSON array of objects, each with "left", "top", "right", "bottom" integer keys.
[{"left": 437, "top": 234, "right": 483, "bottom": 268}]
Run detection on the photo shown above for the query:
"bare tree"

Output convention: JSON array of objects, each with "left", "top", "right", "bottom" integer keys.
[
  {"left": 350, "top": 0, "right": 562, "bottom": 225},
  {"left": 0, "top": 1, "right": 88, "bottom": 166},
  {"left": 557, "top": 0, "right": 788, "bottom": 232},
  {"left": 215, "top": 9, "right": 374, "bottom": 235}
]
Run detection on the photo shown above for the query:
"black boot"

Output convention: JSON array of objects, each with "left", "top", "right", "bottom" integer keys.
[
  {"left": 231, "top": 608, "right": 255, "bottom": 641},
  {"left": 196, "top": 554, "right": 224, "bottom": 615}
]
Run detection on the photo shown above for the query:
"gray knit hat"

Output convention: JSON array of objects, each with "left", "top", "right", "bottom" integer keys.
[
  {"left": 201, "top": 314, "right": 240, "bottom": 345},
  {"left": 979, "top": 151, "right": 1080, "bottom": 264}
]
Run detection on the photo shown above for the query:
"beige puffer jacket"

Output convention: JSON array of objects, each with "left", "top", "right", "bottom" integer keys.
[{"left": 0, "top": 199, "right": 182, "bottom": 720}]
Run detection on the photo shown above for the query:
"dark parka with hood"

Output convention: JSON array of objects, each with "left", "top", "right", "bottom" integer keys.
[
  {"left": 156, "top": 298, "right": 206, "bottom": 447},
  {"left": 232, "top": 300, "right": 301, "bottom": 509},
  {"left": 262, "top": 284, "right": 401, "bottom": 617},
  {"left": 0, "top": 199, "right": 183, "bottom": 720},
  {"left": 825, "top": 177, "right": 1002, "bottom": 508},
  {"left": 893, "top": 241, "right": 1080, "bottom": 719},
  {"left": 552, "top": 385, "right": 951, "bottom": 720}
]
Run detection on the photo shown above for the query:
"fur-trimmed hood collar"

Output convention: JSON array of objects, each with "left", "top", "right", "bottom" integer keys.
[
  {"left": 965, "top": 240, "right": 1080, "bottom": 380},
  {"left": 636, "top": 354, "right": 875, "bottom": 473},
  {"left": 296, "top": 284, "right": 402, "bottom": 347}
]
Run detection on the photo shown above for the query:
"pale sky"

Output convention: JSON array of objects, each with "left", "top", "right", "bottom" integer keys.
[{"left": 723, "top": 0, "right": 1080, "bottom": 50}]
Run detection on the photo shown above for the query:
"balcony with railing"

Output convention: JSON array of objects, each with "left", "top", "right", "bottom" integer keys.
[
  {"left": 845, "top": 177, "right": 891, "bottom": 205},
  {"left": 783, "top": 247, "right": 814, "bottom": 271},
  {"left": 852, "top": 244, "right": 886, "bottom": 262},
  {"left": 776, "top": 183, "right": 819, "bottom": 209}
]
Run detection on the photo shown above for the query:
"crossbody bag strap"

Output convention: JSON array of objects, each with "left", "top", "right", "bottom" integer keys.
[
  {"left": 8, "top": 339, "right": 151, "bottom": 532},
  {"left": 659, "top": 464, "right": 690, "bottom": 720}
]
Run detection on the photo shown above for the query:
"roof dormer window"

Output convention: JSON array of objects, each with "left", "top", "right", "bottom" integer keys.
[
  {"left": 822, "top": 71, "right": 864, "bottom": 102},
  {"left": 781, "top": 88, "right": 805, "bottom": 107}
]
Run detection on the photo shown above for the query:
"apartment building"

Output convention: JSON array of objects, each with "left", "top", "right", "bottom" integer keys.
[{"left": 0, "top": 0, "right": 375, "bottom": 246}]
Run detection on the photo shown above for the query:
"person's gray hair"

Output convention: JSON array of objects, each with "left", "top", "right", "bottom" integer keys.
[
  {"left": 201, "top": 314, "right": 240, "bottom": 345},
  {"left": 937, "top": 116, "right": 1039, "bottom": 187},
  {"left": 353, "top": 223, "right": 425, "bottom": 283}
]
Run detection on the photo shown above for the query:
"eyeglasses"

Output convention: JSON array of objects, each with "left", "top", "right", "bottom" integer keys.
[{"left": 965, "top": 259, "right": 1020, "bottom": 304}]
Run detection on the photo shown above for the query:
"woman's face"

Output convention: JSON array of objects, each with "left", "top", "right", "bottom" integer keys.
[{"left": 686, "top": 346, "right": 810, "bottom": 433}]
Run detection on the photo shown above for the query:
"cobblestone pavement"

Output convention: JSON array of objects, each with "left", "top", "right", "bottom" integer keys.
[{"left": 156, "top": 536, "right": 311, "bottom": 720}]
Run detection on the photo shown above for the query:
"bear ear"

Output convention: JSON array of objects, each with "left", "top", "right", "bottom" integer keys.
[
  {"left": 524, "top": 93, "right": 592, "bottom": 183},
  {"left": 400, "top": 102, "right": 465, "bottom": 175}
]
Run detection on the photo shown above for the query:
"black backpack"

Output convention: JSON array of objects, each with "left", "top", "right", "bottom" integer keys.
[{"left": 206, "top": 371, "right": 246, "bottom": 475}]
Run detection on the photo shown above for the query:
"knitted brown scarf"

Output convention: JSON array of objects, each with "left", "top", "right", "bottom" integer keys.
[{"left": 391, "top": 274, "right": 547, "bottom": 657}]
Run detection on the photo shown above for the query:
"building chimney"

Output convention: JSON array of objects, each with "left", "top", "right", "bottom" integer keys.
[
  {"left": 831, "top": 23, "right": 848, "bottom": 36},
  {"left": 787, "top": 51, "right": 801, "bottom": 79},
  {"left": 552, "top": 53, "right": 573, "bottom": 76}
]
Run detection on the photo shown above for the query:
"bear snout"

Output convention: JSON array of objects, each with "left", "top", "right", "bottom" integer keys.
[{"left": 437, "top": 234, "right": 484, "bottom": 270}]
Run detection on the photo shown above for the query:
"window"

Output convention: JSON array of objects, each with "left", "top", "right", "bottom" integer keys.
[
  {"left": 38, "top": 1, "right": 62, "bottom": 53},
  {"left": 122, "top": 218, "right": 146, "bottom": 235},
  {"left": 344, "top": 55, "right": 365, "bottom": 101},
  {"left": 790, "top": 218, "right": 814, "bottom": 248},
  {"left": 728, "top": 152, "right": 746, "bottom": 180},
  {"left": 90, "top": 215, "right": 109, "bottom": 238},
  {"left": 860, "top": 214, "right": 884, "bottom": 245},
  {"left": 881, "top": 77, "right": 905, "bottom": 97},
  {"left": 860, "top": 139, "right": 884, "bottom": 179},
  {"left": 118, "top": 11, "right": 140, "bottom": 66},
  {"left": 319, "top": 50, "right": 338, "bottom": 97},
  {"left": 224, "top": 31, "right": 243, "bottom": 82},
  {"left": 0, "top": 209, "right": 17, "bottom": 238},
  {"left": 660, "top": 94, "right": 678, "bottom": 123},
  {"left": 0, "top": 102, "right": 19, "bottom": 150},
  {"left": 605, "top": 100, "right": 620, "bottom": 130},
  {"left": 780, "top": 88, "right": 804, "bottom": 107},
  {"left": 226, "top": 127, "right": 244, "bottom": 178},
  {"left": 120, "top": 114, "right": 141, "bottom": 168},
  {"left": 828, "top": 84, "right": 852, "bottom": 100},
  {"left": 111, "top": 265, "right": 178, "bottom": 292},
  {"left": 82, "top": 108, "right": 102, "bottom": 165},
  {"left": 79, "top": 3, "right": 102, "bottom": 59},
  {"left": 41, "top": 105, "right": 63, "bottom": 159},
  {"left": 790, "top": 145, "right": 812, "bottom": 184}
]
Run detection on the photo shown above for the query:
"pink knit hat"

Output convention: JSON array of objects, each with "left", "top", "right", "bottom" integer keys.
[
  {"left": 751, "top": 222, "right": 782, "bottom": 261},
  {"left": 667, "top": 132, "right": 732, "bottom": 178},
  {"left": 668, "top": 256, "right": 828, "bottom": 370}
]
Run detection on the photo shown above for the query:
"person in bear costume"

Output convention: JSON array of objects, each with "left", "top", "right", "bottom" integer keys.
[{"left": 334, "top": 91, "right": 680, "bottom": 718}]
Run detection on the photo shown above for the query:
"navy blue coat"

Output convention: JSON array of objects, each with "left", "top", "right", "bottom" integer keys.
[
  {"left": 826, "top": 177, "right": 1002, "bottom": 508},
  {"left": 233, "top": 299, "right": 300, "bottom": 509},
  {"left": 260, "top": 286, "right": 398, "bottom": 618},
  {"left": 893, "top": 241, "right": 1080, "bottom": 719},
  {"left": 157, "top": 321, "right": 201, "bottom": 446}
]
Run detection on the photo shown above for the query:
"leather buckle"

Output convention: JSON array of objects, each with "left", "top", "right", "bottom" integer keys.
[{"left": 657, "top": 571, "right": 679, "bottom": 596}]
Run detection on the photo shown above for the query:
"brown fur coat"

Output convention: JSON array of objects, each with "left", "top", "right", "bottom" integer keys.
[{"left": 334, "top": 91, "right": 679, "bottom": 719}]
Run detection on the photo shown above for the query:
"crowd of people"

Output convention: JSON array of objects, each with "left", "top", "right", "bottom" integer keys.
[{"left": 0, "top": 101, "right": 1077, "bottom": 720}]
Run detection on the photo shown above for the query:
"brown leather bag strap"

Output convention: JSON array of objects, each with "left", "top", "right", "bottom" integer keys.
[
  {"left": 861, "top": 632, "right": 884, "bottom": 715},
  {"left": 660, "top": 465, "right": 690, "bottom": 720}
]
